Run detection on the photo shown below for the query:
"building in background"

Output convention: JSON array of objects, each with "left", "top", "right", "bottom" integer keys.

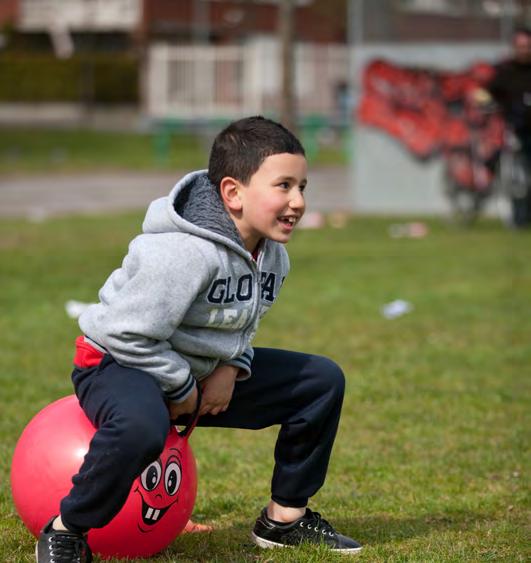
[
  {"left": 5, "top": 0, "right": 530, "bottom": 49},
  {"left": 0, "top": 0, "right": 346, "bottom": 54},
  {"left": 140, "top": 0, "right": 346, "bottom": 44},
  {"left": 0, "top": 1, "right": 530, "bottom": 126},
  {"left": 0, "top": 0, "right": 349, "bottom": 124}
]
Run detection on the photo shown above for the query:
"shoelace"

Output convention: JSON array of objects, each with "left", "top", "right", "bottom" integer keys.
[
  {"left": 302, "top": 511, "right": 336, "bottom": 537},
  {"left": 47, "top": 533, "right": 89, "bottom": 563}
]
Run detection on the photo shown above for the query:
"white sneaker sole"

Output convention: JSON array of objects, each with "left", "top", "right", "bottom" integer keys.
[{"left": 251, "top": 532, "right": 363, "bottom": 554}]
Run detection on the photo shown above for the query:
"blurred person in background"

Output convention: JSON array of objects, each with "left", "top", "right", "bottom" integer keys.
[{"left": 484, "top": 26, "right": 531, "bottom": 227}]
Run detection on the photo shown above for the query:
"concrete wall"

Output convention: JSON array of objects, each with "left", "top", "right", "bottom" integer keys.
[{"left": 350, "top": 43, "right": 510, "bottom": 216}]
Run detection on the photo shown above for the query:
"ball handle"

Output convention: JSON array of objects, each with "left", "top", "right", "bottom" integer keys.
[{"left": 176, "top": 384, "right": 202, "bottom": 439}]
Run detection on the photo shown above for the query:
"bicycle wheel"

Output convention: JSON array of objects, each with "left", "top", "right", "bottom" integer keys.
[{"left": 444, "top": 173, "right": 487, "bottom": 225}]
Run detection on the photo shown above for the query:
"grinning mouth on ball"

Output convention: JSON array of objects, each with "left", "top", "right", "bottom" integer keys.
[{"left": 134, "top": 488, "right": 178, "bottom": 531}]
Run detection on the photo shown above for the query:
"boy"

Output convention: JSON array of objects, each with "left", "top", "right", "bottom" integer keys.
[{"left": 36, "top": 116, "right": 362, "bottom": 562}]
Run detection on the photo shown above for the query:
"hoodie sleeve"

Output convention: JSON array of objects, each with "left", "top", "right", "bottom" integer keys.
[
  {"left": 219, "top": 345, "right": 254, "bottom": 380},
  {"left": 79, "top": 234, "right": 211, "bottom": 403}
]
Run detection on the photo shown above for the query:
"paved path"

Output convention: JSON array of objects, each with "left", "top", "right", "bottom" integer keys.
[{"left": 0, "top": 167, "right": 351, "bottom": 219}]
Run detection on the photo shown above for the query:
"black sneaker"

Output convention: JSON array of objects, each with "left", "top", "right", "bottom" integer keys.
[
  {"left": 252, "top": 507, "right": 362, "bottom": 553},
  {"left": 36, "top": 517, "right": 92, "bottom": 563}
]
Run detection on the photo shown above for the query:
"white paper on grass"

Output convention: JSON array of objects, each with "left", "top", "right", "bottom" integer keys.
[
  {"left": 381, "top": 299, "right": 414, "bottom": 319},
  {"left": 65, "top": 300, "right": 93, "bottom": 319}
]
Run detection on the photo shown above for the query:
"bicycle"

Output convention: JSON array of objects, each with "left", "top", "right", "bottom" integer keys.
[{"left": 443, "top": 100, "right": 502, "bottom": 225}]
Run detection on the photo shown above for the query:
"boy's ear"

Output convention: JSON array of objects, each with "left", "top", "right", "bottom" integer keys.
[{"left": 219, "top": 177, "right": 243, "bottom": 211}]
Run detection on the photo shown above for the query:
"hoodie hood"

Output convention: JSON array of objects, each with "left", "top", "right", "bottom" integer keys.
[{"left": 142, "top": 170, "right": 246, "bottom": 255}]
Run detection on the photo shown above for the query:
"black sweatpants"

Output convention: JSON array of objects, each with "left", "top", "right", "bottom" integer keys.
[{"left": 60, "top": 348, "right": 345, "bottom": 533}]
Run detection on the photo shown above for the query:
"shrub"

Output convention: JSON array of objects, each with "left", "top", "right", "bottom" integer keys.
[{"left": 0, "top": 54, "right": 139, "bottom": 104}]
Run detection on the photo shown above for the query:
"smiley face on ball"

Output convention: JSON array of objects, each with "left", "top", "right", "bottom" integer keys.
[{"left": 134, "top": 447, "right": 182, "bottom": 533}]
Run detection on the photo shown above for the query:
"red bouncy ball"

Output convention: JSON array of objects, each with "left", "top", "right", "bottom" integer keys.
[{"left": 11, "top": 395, "right": 197, "bottom": 559}]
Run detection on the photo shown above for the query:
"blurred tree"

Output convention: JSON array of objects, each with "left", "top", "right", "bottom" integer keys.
[{"left": 279, "top": 0, "right": 296, "bottom": 132}]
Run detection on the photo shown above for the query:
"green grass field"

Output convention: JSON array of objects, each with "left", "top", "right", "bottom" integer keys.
[
  {"left": 0, "top": 214, "right": 529, "bottom": 562},
  {"left": 0, "top": 127, "right": 347, "bottom": 175}
]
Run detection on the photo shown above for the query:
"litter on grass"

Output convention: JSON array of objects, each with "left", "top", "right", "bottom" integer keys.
[
  {"left": 388, "top": 222, "right": 428, "bottom": 239},
  {"left": 381, "top": 299, "right": 414, "bottom": 319},
  {"left": 65, "top": 300, "right": 93, "bottom": 319},
  {"left": 27, "top": 207, "right": 49, "bottom": 223},
  {"left": 327, "top": 212, "right": 349, "bottom": 229},
  {"left": 298, "top": 211, "right": 350, "bottom": 230},
  {"left": 297, "top": 211, "right": 326, "bottom": 229}
]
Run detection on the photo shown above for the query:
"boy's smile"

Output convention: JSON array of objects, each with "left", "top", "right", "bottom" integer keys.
[{"left": 228, "top": 153, "right": 308, "bottom": 252}]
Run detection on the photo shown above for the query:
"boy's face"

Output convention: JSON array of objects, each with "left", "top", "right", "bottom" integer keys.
[{"left": 234, "top": 152, "right": 307, "bottom": 252}]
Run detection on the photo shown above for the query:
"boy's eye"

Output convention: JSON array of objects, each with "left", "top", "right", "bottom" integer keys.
[{"left": 278, "top": 182, "right": 290, "bottom": 189}]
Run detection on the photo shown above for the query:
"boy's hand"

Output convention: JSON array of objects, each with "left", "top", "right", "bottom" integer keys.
[
  {"left": 168, "top": 384, "right": 199, "bottom": 420},
  {"left": 199, "top": 365, "right": 239, "bottom": 416}
]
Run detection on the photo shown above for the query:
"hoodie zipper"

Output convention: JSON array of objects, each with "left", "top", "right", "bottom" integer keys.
[{"left": 237, "top": 246, "right": 264, "bottom": 353}]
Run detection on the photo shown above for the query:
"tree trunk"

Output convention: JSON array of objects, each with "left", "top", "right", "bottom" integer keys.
[{"left": 278, "top": 0, "right": 296, "bottom": 133}]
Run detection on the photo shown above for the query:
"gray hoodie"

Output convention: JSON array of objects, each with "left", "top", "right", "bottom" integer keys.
[{"left": 79, "top": 170, "right": 290, "bottom": 403}]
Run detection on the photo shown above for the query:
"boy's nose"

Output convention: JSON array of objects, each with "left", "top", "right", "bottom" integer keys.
[{"left": 289, "top": 189, "right": 305, "bottom": 210}]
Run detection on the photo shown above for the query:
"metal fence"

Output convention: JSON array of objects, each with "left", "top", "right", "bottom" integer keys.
[{"left": 146, "top": 39, "right": 349, "bottom": 122}]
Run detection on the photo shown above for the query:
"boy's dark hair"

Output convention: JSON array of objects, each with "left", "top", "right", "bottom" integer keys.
[{"left": 208, "top": 116, "right": 305, "bottom": 190}]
